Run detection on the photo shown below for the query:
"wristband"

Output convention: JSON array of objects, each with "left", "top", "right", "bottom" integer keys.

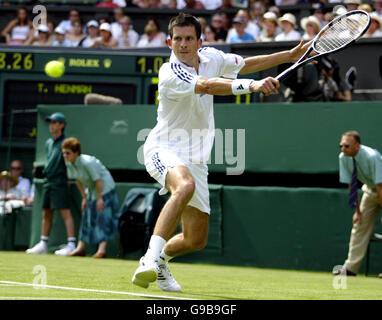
[{"left": 231, "top": 79, "right": 254, "bottom": 95}]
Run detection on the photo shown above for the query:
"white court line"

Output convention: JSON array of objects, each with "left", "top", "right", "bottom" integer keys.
[{"left": 0, "top": 281, "right": 196, "bottom": 300}]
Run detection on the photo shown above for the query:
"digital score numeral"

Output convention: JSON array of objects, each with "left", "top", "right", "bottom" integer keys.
[
  {"left": 0, "top": 52, "right": 33, "bottom": 70},
  {"left": 136, "top": 56, "right": 169, "bottom": 74}
]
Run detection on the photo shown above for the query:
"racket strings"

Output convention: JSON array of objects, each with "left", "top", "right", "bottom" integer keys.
[{"left": 315, "top": 13, "right": 369, "bottom": 53}]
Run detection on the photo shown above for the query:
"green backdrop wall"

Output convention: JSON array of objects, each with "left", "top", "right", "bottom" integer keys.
[
  {"left": 35, "top": 102, "right": 382, "bottom": 174},
  {"left": 22, "top": 181, "right": 382, "bottom": 275}
]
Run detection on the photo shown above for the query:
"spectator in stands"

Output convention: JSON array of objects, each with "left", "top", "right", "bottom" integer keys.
[
  {"left": 97, "top": 16, "right": 110, "bottom": 26},
  {"left": 0, "top": 171, "right": 23, "bottom": 201},
  {"left": 218, "top": 0, "right": 234, "bottom": 9},
  {"left": 57, "top": 9, "right": 82, "bottom": 35},
  {"left": 79, "top": 20, "right": 99, "bottom": 47},
  {"left": 62, "top": 137, "right": 119, "bottom": 259},
  {"left": 163, "top": 0, "right": 178, "bottom": 8},
  {"left": 91, "top": 23, "right": 118, "bottom": 48},
  {"left": 332, "top": 5, "right": 347, "bottom": 17},
  {"left": 137, "top": 18, "right": 167, "bottom": 47},
  {"left": 300, "top": 15, "right": 321, "bottom": 41},
  {"left": 114, "top": 0, "right": 127, "bottom": 7},
  {"left": 211, "top": 13, "right": 228, "bottom": 43},
  {"left": 226, "top": 9, "right": 261, "bottom": 42},
  {"left": 111, "top": 7, "right": 125, "bottom": 38},
  {"left": 97, "top": 0, "right": 119, "bottom": 8},
  {"left": 358, "top": 3, "right": 373, "bottom": 13},
  {"left": 26, "top": 112, "right": 76, "bottom": 256},
  {"left": 203, "top": 24, "right": 218, "bottom": 45},
  {"left": 375, "top": 0, "right": 382, "bottom": 19},
  {"left": 66, "top": 21, "right": 86, "bottom": 47},
  {"left": 275, "top": 0, "right": 297, "bottom": 5},
  {"left": 275, "top": 13, "right": 301, "bottom": 41},
  {"left": 363, "top": 12, "right": 382, "bottom": 37},
  {"left": 268, "top": 5, "right": 281, "bottom": 19},
  {"left": 345, "top": 0, "right": 361, "bottom": 12},
  {"left": 250, "top": 1, "right": 265, "bottom": 30},
  {"left": 147, "top": 0, "right": 163, "bottom": 7},
  {"left": 257, "top": 11, "right": 280, "bottom": 42},
  {"left": 132, "top": 0, "right": 149, "bottom": 6},
  {"left": 52, "top": 26, "right": 73, "bottom": 47},
  {"left": 318, "top": 56, "right": 352, "bottom": 101},
  {"left": 1, "top": 6, "right": 33, "bottom": 45},
  {"left": 9, "top": 160, "right": 31, "bottom": 199},
  {"left": 333, "top": 131, "right": 382, "bottom": 277},
  {"left": 116, "top": 16, "right": 139, "bottom": 47},
  {"left": 197, "top": 17, "right": 207, "bottom": 41},
  {"left": 28, "top": 24, "right": 52, "bottom": 46},
  {"left": 227, "top": 17, "right": 255, "bottom": 43},
  {"left": 324, "top": 12, "right": 335, "bottom": 26},
  {"left": 200, "top": 0, "right": 221, "bottom": 9},
  {"left": 181, "top": 0, "right": 205, "bottom": 9},
  {"left": 312, "top": 2, "right": 325, "bottom": 28}
]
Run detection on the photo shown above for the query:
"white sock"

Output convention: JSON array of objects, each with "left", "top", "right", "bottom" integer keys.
[
  {"left": 145, "top": 235, "right": 166, "bottom": 263},
  {"left": 68, "top": 237, "right": 76, "bottom": 247},
  {"left": 158, "top": 248, "right": 173, "bottom": 266},
  {"left": 40, "top": 236, "right": 48, "bottom": 246}
]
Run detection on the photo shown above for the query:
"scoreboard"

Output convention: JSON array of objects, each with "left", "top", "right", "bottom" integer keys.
[{"left": 0, "top": 47, "right": 259, "bottom": 146}]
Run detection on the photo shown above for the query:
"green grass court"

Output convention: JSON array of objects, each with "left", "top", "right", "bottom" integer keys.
[{"left": 0, "top": 252, "right": 381, "bottom": 300}]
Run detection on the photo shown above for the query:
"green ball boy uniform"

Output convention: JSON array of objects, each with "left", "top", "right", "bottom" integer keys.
[{"left": 41, "top": 119, "right": 70, "bottom": 210}]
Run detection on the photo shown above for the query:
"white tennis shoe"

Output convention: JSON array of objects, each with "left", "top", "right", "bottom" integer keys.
[
  {"left": 54, "top": 243, "right": 76, "bottom": 256},
  {"left": 132, "top": 256, "right": 158, "bottom": 289},
  {"left": 156, "top": 263, "right": 181, "bottom": 292},
  {"left": 25, "top": 241, "right": 48, "bottom": 254}
]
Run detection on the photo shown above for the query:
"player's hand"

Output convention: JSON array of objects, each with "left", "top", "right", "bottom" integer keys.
[
  {"left": 352, "top": 211, "right": 362, "bottom": 224},
  {"left": 251, "top": 77, "right": 279, "bottom": 96},
  {"left": 289, "top": 40, "right": 316, "bottom": 62}
]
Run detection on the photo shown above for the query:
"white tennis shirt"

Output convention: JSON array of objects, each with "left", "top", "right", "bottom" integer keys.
[{"left": 144, "top": 46, "right": 245, "bottom": 164}]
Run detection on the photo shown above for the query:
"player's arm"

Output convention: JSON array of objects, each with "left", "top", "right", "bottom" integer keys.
[
  {"left": 195, "top": 76, "right": 279, "bottom": 96},
  {"left": 239, "top": 40, "right": 312, "bottom": 75}
]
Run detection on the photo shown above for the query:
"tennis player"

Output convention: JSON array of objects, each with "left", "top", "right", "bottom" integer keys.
[{"left": 132, "top": 13, "right": 310, "bottom": 292}]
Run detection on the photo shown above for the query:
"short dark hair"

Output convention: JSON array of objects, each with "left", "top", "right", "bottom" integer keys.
[
  {"left": 168, "top": 13, "right": 202, "bottom": 39},
  {"left": 342, "top": 130, "right": 361, "bottom": 144}
]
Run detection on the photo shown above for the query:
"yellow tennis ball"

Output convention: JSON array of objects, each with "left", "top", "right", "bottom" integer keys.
[{"left": 45, "top": 60, "right": 65, "bottom": 78}]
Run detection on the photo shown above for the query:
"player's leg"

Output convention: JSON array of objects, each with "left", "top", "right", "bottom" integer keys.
[
  {"left": 163, "top": 205, "right": 209, "bottom": 257},
  {"left": 153, "top": 166, "right": 196, "bottom": 240},
  {"left": 155, "top": 205, "right": 209, "bottom": 292},
  {"left": 132, "top": 165, "right": 195, "bottom": 288}
]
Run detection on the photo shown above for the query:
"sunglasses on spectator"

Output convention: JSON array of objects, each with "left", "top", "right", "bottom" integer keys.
[
  {"left": 212, "top": 20, "right": 223, "bottom": 23},
  {"left": 62, "top": 151, "right": 73, "bottom": 155},
  {"left": 339, "top": 144, "right": 350, "bottom": 148},
  {"left": 10, "top": 167, "right": 22, "bottom": 170}
]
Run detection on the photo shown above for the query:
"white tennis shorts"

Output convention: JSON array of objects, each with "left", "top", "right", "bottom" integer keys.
[{"left": 145, "top": 148, "right": 210, "bottom": 214}]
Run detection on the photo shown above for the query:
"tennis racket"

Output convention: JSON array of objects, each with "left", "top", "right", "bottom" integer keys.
[{"left": 276, "top": 10, "right": 371, "bottom": 81}]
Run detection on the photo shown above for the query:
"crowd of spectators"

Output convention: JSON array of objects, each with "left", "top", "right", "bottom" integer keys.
[{"left": 1, "top": 0, "right": 381, "bottom": 49}]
